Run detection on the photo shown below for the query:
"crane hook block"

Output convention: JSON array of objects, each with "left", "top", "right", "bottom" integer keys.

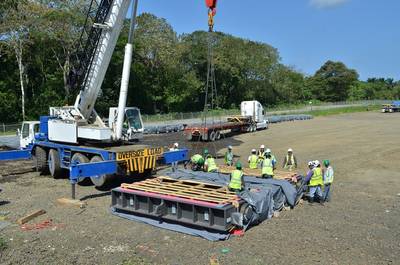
[{"left": 205, "top": 0, "right": 217, "bottom": 10}]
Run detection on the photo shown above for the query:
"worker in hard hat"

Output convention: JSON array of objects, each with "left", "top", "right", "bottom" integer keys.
[
  {"left": 282, "top": 148, "right": 297, "bottom": 171},
  {"left": 248, "top": 149, "right": 259, "bottom": 169},
  {"left": 257, "top": 144, "right": 266, "bottom": 159},
  {"left": 304, "top": 160, "right": 324, "bottom": 205},
  {"left": 187, "top": 153, "right": 205, "bottom": 171},
  {"left": 204, "top": 152, "right": 218, "bottom": 173},
  {"left": 323, "top": 160, "right": 334, "bottom": 202},
  {"left": 265, "top": 148, "right": 277, "bottom": 170},
  {"left": 261, "top": 151, "right": 275, "bottom": 179},
  {"left": 169, "top": 143, "right": 180, "bottom": 172},
  {"left": 228, "top": 162, "right": 245, "bottom": 192},
  {"left": 224, "top": 145, "right": 234, "bottom": 166}
]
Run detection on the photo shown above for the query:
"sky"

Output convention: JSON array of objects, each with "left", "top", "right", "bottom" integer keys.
[{"left": 132, "top": 0, "right": 399, "bottom": 80}]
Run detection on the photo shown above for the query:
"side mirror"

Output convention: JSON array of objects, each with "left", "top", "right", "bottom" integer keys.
[{"left": 16, "top": 128, "right": 20, "bottom": 136}]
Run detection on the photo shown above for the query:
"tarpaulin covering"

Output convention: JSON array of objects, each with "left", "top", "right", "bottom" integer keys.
[{"left": 111, "top": 169, "right": 304, "bottom": 241}]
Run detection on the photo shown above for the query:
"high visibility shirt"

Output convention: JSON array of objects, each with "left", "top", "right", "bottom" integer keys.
[
  {"left": 191, "top": 154, "right": 204, "bottom": 165},
  {"left": 310, "top": 167, "right": 324, "bottom": 186},
  {"left": 262, "top": 158, "right": 274, "bottom": 176},
  {"left": 284, "top": 154, "right": 296, "bottom": 167},
  {"left": 229, "top": 170, "right": 243, "bottom": 190},
  {"left": 205, "top": 157, "right": 218, "bottom": 172},
  {"left": 271, "top": 155, "right": 277, "bottom": 166},
  {"left": 225, "top": 151, "right": 233, "bottom": 165},
  {"left": 324, "top": 166, "right": 334, "bottom": 184},
  {"left": 248, "top": 155, "right": 258, "bottom": 169}
]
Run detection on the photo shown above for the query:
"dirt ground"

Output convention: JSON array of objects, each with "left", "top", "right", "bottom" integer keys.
[{"left": 0, "top": 111, "right": 399, "bottom": 265}]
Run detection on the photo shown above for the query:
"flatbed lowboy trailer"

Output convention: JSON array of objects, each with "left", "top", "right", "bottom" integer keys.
[{"left": 184, "top": 116, "right": 258, "bottom": 141}]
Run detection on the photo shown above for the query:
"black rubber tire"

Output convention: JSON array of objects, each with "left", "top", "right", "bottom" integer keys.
[
  {"left": 90, "top": 156, "right": 113, "bottom": 188},
  {"left": 48, "top": 149, "right": 63, "bottom": 179},
  {"left": 71, "top": 153, "right": 92, "bottom": 185},
  {"left": 35, "top": 146, "right": 48, "bottom": 174},
  {"left": 215, "top": 131, "right": 221, "bottom": 140},
  {"left": 209, "top": 131, "right": 216, "bottom": 142}
]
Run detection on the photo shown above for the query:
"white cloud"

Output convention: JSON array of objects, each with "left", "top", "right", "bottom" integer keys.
[{"left": 310, "top": 0, "right": 349, "bottom": 9}]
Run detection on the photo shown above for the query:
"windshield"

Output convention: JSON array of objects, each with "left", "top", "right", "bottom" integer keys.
[
  {"left": 125, "top": 108, "right": 143, "bottom": 130},
  {"left": 22, "top": 123, "right": 29, "bottom": 138}
]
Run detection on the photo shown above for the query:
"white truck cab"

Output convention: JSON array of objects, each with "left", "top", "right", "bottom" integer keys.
[
  {"left": 108, "top": 107, "right": 144, "bottom": 141},
  {"left": 18, "top": 121, "right": 40, "bottom": 149},
  {"left": 240, "top": 100, "right": 268, "bottom": 130}
]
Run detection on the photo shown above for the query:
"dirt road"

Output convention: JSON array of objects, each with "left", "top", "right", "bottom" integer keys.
[{"left": 0, "top": 111, "right": 399, "bottom": 265}]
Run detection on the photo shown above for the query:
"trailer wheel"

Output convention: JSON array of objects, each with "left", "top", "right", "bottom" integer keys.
[
  {"left": 71, "top": 153, "right": 92, "bottom": 185},
  {"left": 90, "top": 156, "right": 113, "bottom": 189},
  {"left": 209, "top": 131, "right": 216, "bottom": 142},
  {"left": 216, "top": 131, "right": 221, "bottom": 140},
  {"left": 48, "top": 149, "right": 63, "bottom": 179},
  {"left": 35, "top": 146, "right": 48, "bottom": 174}
]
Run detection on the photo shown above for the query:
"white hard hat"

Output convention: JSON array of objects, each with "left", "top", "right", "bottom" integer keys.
[
  {"left": 266, "top": 148, "right": 271, "bottom": 153},
  {"left": 260, "top": 144, "right": 265, "bottom": 149},
  {"left": 174, "top": 142, "right": 179, "bottom": 148},
  {"left": 308, "top": 161, "right": 314, "bottom": 167},
  {"left": 228, "top": 145, "right": 233, "bottom": 149},
  {"left": 288, "top": 148, "right": 293, "bottom": 152},
  {"left": 314, "top": 160, "right": 320, "bottom": 166},
  {"left": 251, "top": 149, "right": 257, "bottom": 153}
]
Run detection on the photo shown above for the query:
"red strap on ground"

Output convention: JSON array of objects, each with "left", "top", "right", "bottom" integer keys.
[
  {"left": 231, "top": 228, "right": 245, "bottom": 236},
  {"left": 20, "top": 219, "right": 65, "bottom": 231}
]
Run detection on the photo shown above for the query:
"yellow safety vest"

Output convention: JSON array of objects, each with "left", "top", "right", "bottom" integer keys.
[
  {"left": 285, "top": 154, "right": 295, "bottom": 167},
  {"left": 206, "top": 157, "right": 218, "bottom": 172},
  {"left": 262, "top": 158, "right": 274, "bottom": 176},
  {"left": 249, "top": 155, "right": 258, "bottom": 169},
  {"left": 310, "top": 167, "right": 324, "bottom": 186},
  {"left": 229, "top": 170, "right": 243, "bottom": 190}
]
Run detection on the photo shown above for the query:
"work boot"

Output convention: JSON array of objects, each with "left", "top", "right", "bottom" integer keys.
[{"left": 308, "top": 197, "right": 314, "bottom": 205}]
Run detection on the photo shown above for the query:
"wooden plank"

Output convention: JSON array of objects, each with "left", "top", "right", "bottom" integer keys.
[
  {"left": 157, "top": 176, "right": 224, "bottom": 189},
  {"left": 56, "top": 198, "right": 87, "bottom": 208},
  {"left": 133, "top": 178, "right": 235, "bottom": 196},
  {"left": 17, "top": 209, "right": 46, "bottom": 225},
  {"left": 121, "top": 183, "right": 237, "bottom": 204},
  {"left": 128, "top": 183, "right": 232, "bottom": 201},
  {"left": 125, "top": 185, "right": 229, "bottom": 204},
  {"left": 128, "top": 180, "right": 236, "bottom": 199}
]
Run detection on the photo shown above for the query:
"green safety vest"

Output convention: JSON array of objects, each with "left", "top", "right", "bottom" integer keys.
[
  {"left": 249, "top": 155, "right": 258, "bottom": 169},
  {"left": 225, "top": 151, "right": 233, "bottom": 165},
  {"left": 229, "top": 170, "right": 243, "bottom": 190},
  {"left": 285, "top": 154, "right": 295, "bottom": 167},
  {"left": 206, "top": 157, "right": 218, "bottom": 172},
  {"left": 191, "top": 154, "right": 204, "bottom": 165},
  {"left": 262, "top": 158, "right": 274, "bottom": 176},
  {"left": 310, "top": 167, "right": 324, "bottom": 186}
]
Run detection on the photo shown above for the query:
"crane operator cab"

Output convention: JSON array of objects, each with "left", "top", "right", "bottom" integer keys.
[{"left": 109, "top": 107, "right": 144, "bottom": 142}]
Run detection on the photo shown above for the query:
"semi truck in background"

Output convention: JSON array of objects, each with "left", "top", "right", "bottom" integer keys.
[
  {"left": 184, "top": 100, "right": 268, "bottom": 141},
  {"left": 381, "top": 101, "right": 400, "bottom": 113}
]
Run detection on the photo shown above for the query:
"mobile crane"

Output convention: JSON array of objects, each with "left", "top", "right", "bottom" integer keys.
[{"left": 0, "top": 0, "right": 188, "bottom": 191}]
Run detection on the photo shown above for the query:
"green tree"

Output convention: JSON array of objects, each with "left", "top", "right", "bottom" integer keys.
[{"left": 310, "top": 60, "right": 359, "bottom": 101}]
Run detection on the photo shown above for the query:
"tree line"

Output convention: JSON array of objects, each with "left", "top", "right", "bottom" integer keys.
[{"left": 0, "top": 1, "right": 399, "bottom": 123}]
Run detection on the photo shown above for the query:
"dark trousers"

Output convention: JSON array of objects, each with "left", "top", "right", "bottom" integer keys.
[
  {"left": 262, "top": 174, "right": 273, "bottom": 179},
  {"left": 324, "top": 183, "right": 332, "bottom": 202},
  {"left": 229, "top": 187, "right": 243, "bottom": 193}
]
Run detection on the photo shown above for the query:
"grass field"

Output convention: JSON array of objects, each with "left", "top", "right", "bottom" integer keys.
[{"left": 305, "top": 105, "right": 380, "bottom": 116}]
